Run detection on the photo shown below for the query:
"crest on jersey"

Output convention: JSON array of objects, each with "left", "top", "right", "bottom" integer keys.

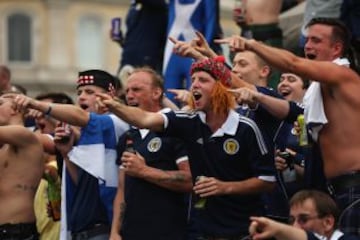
[
  {"left": 223, "top": 138, "right": 239, "bottom": 155},
  {"left": 147, "top": 137, "right": 162, "bottom": 152}
]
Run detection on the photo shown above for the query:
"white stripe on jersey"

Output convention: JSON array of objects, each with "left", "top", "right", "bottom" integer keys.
[
  {"left": 174, "top": 110, "right": 198, "bottom": 118},
  {"left": 239, "top": 116, "right": 268, "bottom": 155},
  {"left": 273, "top": 120, "right": 284, "bottom": 143}
]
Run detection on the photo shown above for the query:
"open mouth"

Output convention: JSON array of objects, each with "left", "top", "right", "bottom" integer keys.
[
  {"left": 279, "top": 88, "right": 291, "bottom": 97},
  {"left": 79, "top": 104, "right": 88, "bottom": 110},
  {"left": 306, "top": 54, "right": 316, "bottom": 60},
  {"left": 280, "top": 91, "right": 291, "bottom": 97},
  {"left": 193, "top": 92, "right": 202, "bottom": 101},
  {"left": 127, "top": 102, "right": 139, "bottom": 107}
]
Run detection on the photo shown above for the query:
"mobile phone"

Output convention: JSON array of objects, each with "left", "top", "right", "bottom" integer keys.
[
  {"left": 111, "top": 17, "right": 123, "bottom": 42},
  {"left": 278, "top": 151, "right": 294, "bottom": 170},
  {"left": 56, "top": 122, "right": 71, "bottom": 144}
]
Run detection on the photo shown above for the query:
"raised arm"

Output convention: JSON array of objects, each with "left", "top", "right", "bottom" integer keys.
[
  {"left": 13, "top": 94, "right": 90, "bottom": 127},
  {"left": 167, "top": 89, "right": 191, "bottom": 106},
  {"left": 192, "top": 31, "right": 218, "bottom": 59},
  {"left": 170, "top": 33, "right": 255, "bottom": 90},
  {"left": 161, "top": 95, "right": 179, "bottom": 110},
  {"left": 169, "top": 36, "right": 207, "bottom": 61},
  {"left": 216, "top": 35, "right": 360, "bottom": 85},
  {"left": 0, "top": 125, "right": 40, "bottom": 149},
  {"left": 230, "top": 72, "right": 258, "bottom": 90},
  {"left": 96, "top": 93, "right": 165, "bottom": 132},
  {"left": 230, "top": 88, "right": 290, "bottom": 119}
]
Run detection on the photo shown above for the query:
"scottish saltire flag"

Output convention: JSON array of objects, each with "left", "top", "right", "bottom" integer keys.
[
  {"left": 68, "top": 113, "right": 128, "bottom": 187},
  {"left": 163, "top": 0, "right": 218, "bottom": 100},
  {"left": 60, "top": 113, "right": 129, "bottom": 239}
]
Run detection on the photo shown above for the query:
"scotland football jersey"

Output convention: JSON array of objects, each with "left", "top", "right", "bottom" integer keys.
[
  {"left": 117, "top": 127, "right": 189, "bottom": 240},
  {"left": 162, "top": 109, "right": 275, "bottom": 236}
]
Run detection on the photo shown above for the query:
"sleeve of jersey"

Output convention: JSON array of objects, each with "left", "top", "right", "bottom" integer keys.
[
  {"left": 256, "top": 86, "right": 304, "bottom": 124},
  {"left": 172, "top": 138, "right": 189, "bottom": 164},
  {"left": 286, "top": 101, "right": 304, "bottom": 123},
  {"left": 68, "top": 113, "right": 129, "bottom": 187},
  {"left": 161, "top": 110, "right": 195, "bottom": 141},
  {"left": 243, "top": 118, "right": 276, "bottom": 181},
  {"left": 255, "top": 86, "right": 284, "bottom": 116},
  {"left": 254, "top": 86, "right": 284, "bottom": 124},
  {"left": 256, "top": 86, "right": 283, "bottom": 99}
]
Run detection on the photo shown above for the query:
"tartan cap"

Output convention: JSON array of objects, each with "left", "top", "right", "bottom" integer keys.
[
  {"left": 77, "top": 69, "right": 116, "bottom": 94},
  {"left": 190, "top": 56, "right": 231, "bottom": 87}
]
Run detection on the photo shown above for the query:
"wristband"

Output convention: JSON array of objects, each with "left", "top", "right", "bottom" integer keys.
[{"left": 45, "top": 104, "right": 53, "bottom": 116}]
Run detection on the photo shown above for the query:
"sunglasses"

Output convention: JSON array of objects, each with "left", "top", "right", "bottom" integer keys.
[{"left": 288, "top": 214, "right": 320, "bottom": 225}]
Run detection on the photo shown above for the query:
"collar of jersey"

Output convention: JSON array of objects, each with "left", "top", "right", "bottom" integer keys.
[{"left": 198, "top": 109, "right": 239, "bottom": 137}]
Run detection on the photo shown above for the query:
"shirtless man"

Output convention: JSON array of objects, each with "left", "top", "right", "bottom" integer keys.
[
  {"left": 234, "top": 0, "right": 283, "bottom": 88},
  {"left": 13, "top": 70, "right": 129, "bottom": 239},
  {"left": 216, "top": 18, "right": 360, "bottom": 235},
  {"left": 235, "top": 0, "right": 282, "bottom": 27},
  {"left": 0, "top": 92, "right": 44, "bottom": 239}
]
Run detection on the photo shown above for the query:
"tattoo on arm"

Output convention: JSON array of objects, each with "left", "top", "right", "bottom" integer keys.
[{"left": 159, "top": 171, "right": 186, "bottom": 183}]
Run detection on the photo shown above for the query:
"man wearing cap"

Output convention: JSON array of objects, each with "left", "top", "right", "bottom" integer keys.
[
  {"left": 14, "top": 69, "right": 129, "bottom": 240},
  {"left": 97, "top": 57, "right": 276, "bottom": 239}
]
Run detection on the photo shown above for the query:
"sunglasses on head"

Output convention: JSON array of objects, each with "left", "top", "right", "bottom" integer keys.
[{"left": 288, "top": 214, "right": 320, "bottom": 225}]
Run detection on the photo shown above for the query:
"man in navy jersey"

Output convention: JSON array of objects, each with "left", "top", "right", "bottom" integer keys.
[
  {"left": 97, "top": 57, "right": 276, "bottom": 239},
  {"left": 110, "top": 67, "right": 192, "bottom": 240},
  {"left": 170, "top": 36, "right": 287, "bottom": 222}
]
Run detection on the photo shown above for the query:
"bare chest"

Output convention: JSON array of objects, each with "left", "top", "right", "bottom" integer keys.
[
  {"left": 0, "top": 145, "right": 13, "bottom": 174},
  {"left": 246, "top": 0, "right": 281, "bottom": 23}
]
